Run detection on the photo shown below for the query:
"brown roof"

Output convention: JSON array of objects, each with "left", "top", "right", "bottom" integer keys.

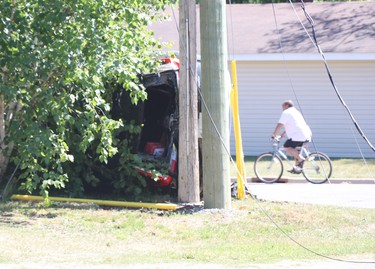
[{"left": 149, "top": 2, "right": 375, "bottom": 55}]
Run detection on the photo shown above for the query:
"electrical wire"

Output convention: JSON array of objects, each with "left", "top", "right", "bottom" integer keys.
[
  {"left": 292, "top": 0, "right": 375, "bottom": 154},
  {"left": 228, "top": 0, "right": 375, "bottom": 264},
  {"left": 226, "top": 0, "right": 249, "bottom": 193},
  {"left": 272, "top": 0, "right": 375, "bottom": 259},
  {"left": 170, "top": 3, "right": 374, "bottom": 264},
  {"left": 271, "top": 2, "right": 332, "bottom": 182},
  {"left": 200, "top": 0, "right": 375, "bottom": 264},
  {"left": 289, "top": 0, "right": 375, "bottom": 242},
  {"left": 227, "top": 0, "right": 236, "bottom": 59},
  {"left": 288, "top": 0, "right": 375, "bottom": 239}
]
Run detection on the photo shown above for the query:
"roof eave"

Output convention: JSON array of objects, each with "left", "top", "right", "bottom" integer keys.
[{"left": 229, "top": 53, "right": 375, "bottom": 61}]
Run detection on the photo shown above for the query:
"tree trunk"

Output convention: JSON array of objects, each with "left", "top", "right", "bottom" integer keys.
[
  {"left": 0, "top": 96, "right": 19, "bottom": 183},
  {"left": 0, "top": 93, "right": 7, "bottom": 181}
]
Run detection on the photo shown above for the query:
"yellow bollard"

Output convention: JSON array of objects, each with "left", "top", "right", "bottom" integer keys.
[{"left": 230, "top": 60, "right": 246, "bottom": 199}]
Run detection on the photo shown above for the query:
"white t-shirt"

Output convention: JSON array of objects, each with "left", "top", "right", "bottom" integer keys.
[{"left": 278, "top": 107, "right": 312, "bottom": 142}]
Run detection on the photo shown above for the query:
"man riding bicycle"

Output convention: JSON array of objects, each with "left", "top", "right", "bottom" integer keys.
[{"left": 271, "top": 100, "right": 312, "bottom": 174}]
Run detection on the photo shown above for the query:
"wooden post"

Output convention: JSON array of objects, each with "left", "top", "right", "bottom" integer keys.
[
  {"left": 200, "top": 0, "right": 231, "bottom": 209},
  {"left": 178, "top": 0, "right": 199, "bottom": 203}
]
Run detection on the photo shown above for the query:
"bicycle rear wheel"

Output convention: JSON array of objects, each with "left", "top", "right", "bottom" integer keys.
[
  {"left": 254, "top": 153, "right": 283, "bottom": 183},
  {"left": 302, "top": 152, "right": 332, "bottom": 184}
]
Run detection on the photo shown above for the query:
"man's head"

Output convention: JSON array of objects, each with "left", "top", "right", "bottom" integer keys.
[{"left": 282, "top": 100, "right": 294, "bottom": 110}]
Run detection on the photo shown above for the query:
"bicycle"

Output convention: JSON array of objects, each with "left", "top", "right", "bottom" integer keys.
[{"left": 254, "top": 136, "right": 332, "bottom": 184}]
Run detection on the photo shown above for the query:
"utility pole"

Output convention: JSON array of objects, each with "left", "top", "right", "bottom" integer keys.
[
  {"left": 200, "top": 0, "right": 231, "bottom": 209},
  {"left": 178, "top": 0, "right": 199, "bottom": 203}
]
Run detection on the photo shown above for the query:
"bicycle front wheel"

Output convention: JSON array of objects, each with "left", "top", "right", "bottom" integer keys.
[
  {"left": 302, "top": 152, "right": 332, "bottom": 184},
  {"left": 254, "top": 153, "right": 283, "bottom": 183}
]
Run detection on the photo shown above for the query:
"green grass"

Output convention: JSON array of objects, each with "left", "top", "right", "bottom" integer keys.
[
  {"left": 231, "top": 156, "right": 375, "bottom": 180},
  {"left": 0, "top": 200, "right": 374, "bottom": 267}
]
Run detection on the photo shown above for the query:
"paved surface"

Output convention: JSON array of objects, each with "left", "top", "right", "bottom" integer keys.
[{"left": 246, "top": 181, "right": 375, "bottom": 208}]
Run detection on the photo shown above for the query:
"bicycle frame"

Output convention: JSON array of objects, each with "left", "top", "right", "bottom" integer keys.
[{"left": 272, "top": 140, "right": 310, "bottom": 168}]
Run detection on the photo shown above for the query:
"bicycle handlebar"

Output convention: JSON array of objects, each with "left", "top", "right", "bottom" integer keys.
[{"left": 271, "top": 135, "right": 281, "bottom": 142}]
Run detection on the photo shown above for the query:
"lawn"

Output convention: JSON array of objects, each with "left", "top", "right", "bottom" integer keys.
[
  {"left": 0, "top": 157, "right": 374, "bottom": 268},
  {"left": 0, "top": 199, "right": 374, "bottom": 268}
]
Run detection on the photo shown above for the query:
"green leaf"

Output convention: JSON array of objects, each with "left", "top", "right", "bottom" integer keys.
[{"left": 0, "top": 0, "right": 171, "bottom": 197}]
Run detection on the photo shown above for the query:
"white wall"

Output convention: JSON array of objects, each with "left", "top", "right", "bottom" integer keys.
[{"left": 230, "top": 59, "right": 375, "bottom": 158}]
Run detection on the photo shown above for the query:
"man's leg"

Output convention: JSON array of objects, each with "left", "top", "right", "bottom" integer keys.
[
  {"left": 284, "top": 147, "right": 305, "bottom": 164},
  {"left": 283, "top": 139, "right": 305, "bottom": 169}
]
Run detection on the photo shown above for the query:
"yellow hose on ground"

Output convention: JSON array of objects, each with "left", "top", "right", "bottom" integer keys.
[{"left": 10, "top": 194, "right": 178, "bottom": 210}]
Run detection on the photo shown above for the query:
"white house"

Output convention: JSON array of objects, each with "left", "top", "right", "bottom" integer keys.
[{"left": 149, "top": 2, "right": 375, "bottom": 158}]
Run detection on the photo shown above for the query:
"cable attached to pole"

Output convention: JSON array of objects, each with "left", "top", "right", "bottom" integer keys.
[
  {"left": 299, "top": 0, "right": 375, "bottom": 153},
  {"left": 267, "top": 1, "right": 375, "bottom": 264}
]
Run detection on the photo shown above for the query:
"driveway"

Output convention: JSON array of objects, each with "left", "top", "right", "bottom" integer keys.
[{"left": 246, "top": 181, "right": 375, "bottom": 209}]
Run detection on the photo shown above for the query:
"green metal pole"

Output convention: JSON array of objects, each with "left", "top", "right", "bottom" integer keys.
[{"left": 200, "top": 0, "right": 231, "bottom": 209}]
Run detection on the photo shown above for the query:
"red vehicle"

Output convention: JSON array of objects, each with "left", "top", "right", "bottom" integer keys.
[
  {"left": 134, "top": 59, "right": 180, "bottom": 188},
  {"left": 112, "top": 57, "right": 183, "bottom": 190}
]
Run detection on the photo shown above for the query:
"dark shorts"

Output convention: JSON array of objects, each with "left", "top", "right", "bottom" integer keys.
[{"left": 283, "top": 139, "right": 304, "bottom": 149}]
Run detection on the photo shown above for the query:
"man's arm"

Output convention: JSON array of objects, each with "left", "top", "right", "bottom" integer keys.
[{"left": 272, "top": 123, "right": 284, "bottom": 138}]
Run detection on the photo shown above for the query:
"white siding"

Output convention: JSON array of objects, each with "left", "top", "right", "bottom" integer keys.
[{"left": 230, "top": 60, "right": 375, "bottom": 158}]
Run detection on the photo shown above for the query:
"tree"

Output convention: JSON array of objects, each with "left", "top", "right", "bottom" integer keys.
[
  {"left": 0, "top": 0, "right": 172, "bottom": 198},
  {"left": 225, "top": 0, "right": 317, "bottom": 3}
]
